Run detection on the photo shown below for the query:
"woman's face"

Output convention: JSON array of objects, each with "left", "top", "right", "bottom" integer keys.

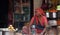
[{"left": 35, "top": 11, "right": 41, "bottom": 16}]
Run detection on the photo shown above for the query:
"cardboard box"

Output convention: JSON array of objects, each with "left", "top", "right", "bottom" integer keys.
[
  {"left": 57, "top": 20, "right": 60, "bottom": 25},
  {"left": 46, "top": 28, "right": 57, "bottom": 35},
  {"left": 57, "top": 26, "right": 60, "bottom": 35}
]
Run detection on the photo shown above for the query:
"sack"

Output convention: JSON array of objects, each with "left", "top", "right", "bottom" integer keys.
[
  {"left": 33, "top": 18, "right": 45, "bottom": 30},
  {"left": 36, "top": 24, "right": 44, "bottom": 30}
]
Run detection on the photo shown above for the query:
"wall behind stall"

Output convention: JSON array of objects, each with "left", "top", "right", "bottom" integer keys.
[
  {"left": 0, "top": 0, "right": 8, "bottom": 28},
  {"left": 33, "top": 0, "right": 43, "bottom": 15}
]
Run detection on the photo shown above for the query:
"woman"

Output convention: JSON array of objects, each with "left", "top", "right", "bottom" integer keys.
[{"left": 29, "top": 8, "right": 48, "bottom": 35}]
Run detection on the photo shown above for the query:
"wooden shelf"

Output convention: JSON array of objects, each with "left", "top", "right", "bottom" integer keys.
[{"left": 21, "top": 3, "right": 30, "bottom": 6}]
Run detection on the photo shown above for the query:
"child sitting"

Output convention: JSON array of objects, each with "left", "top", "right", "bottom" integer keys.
[{"left": 22, "top": 22, "right": 29, "bottom": 34}]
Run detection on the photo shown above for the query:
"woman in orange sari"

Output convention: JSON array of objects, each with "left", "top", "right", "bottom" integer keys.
[{"left": 29, "top": 8, "right": 48, "bottom": 35}]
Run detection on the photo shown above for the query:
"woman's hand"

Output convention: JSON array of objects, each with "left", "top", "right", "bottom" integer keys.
[
  {"left": 28, "top": 26, "right": 32, "bottom": 35},
  {"left": 40, "top": 33, "right": 43, "bottom": 35},
  {"left": 40, "top": 28, "right": 46, "bottom": 35}
]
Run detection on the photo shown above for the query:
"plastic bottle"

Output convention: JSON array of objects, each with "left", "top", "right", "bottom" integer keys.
[{"left": 31, "top": 25, "right": 36, "bottom": 35}]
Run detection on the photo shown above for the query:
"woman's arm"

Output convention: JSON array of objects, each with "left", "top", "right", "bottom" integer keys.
[
  {"left": 29, "top": 17, "right": 35, "bottom": 26},
  {"left": 41, "top": 16, "right": 48, "bottom": 34},
  {"left": 42, "top": 16, "right": 48, "bottom": 27},
  {"left": 29, "top": 17, "right": 35, "bottom": 35}
]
